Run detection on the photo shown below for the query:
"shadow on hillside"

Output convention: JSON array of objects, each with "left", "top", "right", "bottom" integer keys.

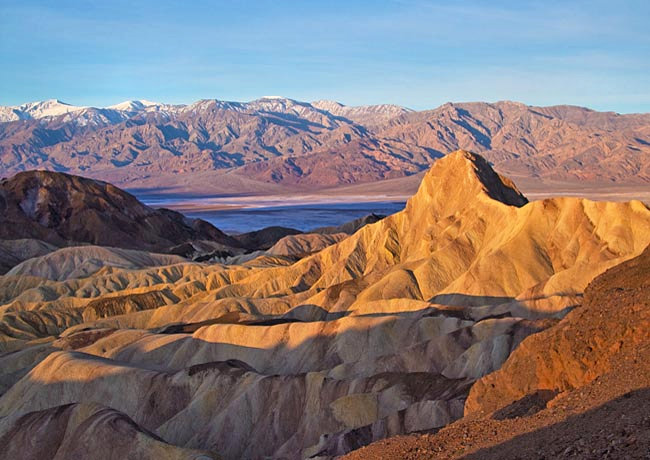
[
  {"left": 115, "top": 311, "right": 483, "bottom": 377},
  {"left": 0, "top": 311, "right": 485, "bottom": 459},
  {"left": 460, "top": 388, "right": 650, "bottom": 459},
  {"left": 0, "top": 287, "right": 575, "bottom": 358},
  {"left": 430, "top": 293, "right": 515, "bottom": 307},
  {"left": 428, "top": 292, "right": 579, "bottom": 319},
  {"left": 491, "top": 389, "right": 559, "bottom": 420},
  {"left": 153, "top": 304, "right": 350, "bottom": 334}
]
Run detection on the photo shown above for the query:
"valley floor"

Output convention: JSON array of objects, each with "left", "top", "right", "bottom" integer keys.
[{"left": 131, "top": 175, "right": 650, "bottom": 215}]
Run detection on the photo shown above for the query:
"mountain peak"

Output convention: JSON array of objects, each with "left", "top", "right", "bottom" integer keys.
[
  {"left": 252, "top": 96, "right": 303, "bottom": 106},
  {"left": 16, "top": 99, "right": 87, "bottom": 118},
  {"left": 408, "top": 150, "right": 528, "bottom": 217},
  {"left": 107, "top": 100, "right": 161, "bottom": 111},
  {"left": 311, "top": 100, "right": 411, "bottom": 125},
  {"left": 27, "top": 99, "right": 74, "bottom": 108},
  {"left": 311, "top": 99, "right": 345, "bottom": 108}
]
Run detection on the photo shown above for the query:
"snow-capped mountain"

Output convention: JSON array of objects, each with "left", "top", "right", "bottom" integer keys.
[
  {"left": 311, "top": 100, "right": 413, "bottom": 125},
  {"left": 106, "top": 100, "right": 161, "bottom": 112},
  {"left": 18, "top": 99, "right": 87, "bottom": 118},
  {"left": 0, "top": 99, "right": 86, "bottom": 122},
  {"left": 0, "top": 97, "right": 413, "bottom": 127},
  {"left": 0, "top": 97, "right": 649, "bottom": 193},
  {"left": 0, "top": 106, "right": 28, "bottom": 123},
  {"left": 0, "top": 99, "right": 172, "bottom": 123},
  {"left": 0, "top": 99, "right": 189, "bottom": 127}
]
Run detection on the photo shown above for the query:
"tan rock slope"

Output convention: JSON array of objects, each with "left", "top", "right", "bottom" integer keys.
[
  {"left": 0, "top": 150, "right": 648, "bottom": 459},
  {"left": 6, "top": 245, "right": 186, "bottom": 281},
  {"left": 344, "top": 244, "right": 650, "bottom": 459},
  {"left": 266, "top": 232, "right": 348, "bottom": 258}
]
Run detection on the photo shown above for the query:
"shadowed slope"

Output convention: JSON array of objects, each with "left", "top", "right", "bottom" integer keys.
[
  {"left": 0, "top": 402, "right": 218, "bottom": 460},
  {"left": 0, "top": 170, "right": 238, "bottom": 251},
  {"left": 0, "top": 239, "right": 57, "bottom": 274}
]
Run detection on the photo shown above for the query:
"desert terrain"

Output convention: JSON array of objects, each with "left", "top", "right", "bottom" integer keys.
[
  {"left": 4, "top": 0, "right": 650, "bottom": 456},
  {"left": 0, "top": 150, "right": 648, "bottom": 459}
]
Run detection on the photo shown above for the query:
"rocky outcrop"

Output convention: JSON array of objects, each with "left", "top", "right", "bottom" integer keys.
[
  {"left": 0, "top": 170, "right": 238, "bottom": 251},
  {"left": 82, "top": 289, "right": 177, "bottom": 322}
]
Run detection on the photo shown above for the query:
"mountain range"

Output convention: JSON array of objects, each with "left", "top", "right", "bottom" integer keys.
[{"left": 1, "top": 97, "right": 649, "bottom": 195}]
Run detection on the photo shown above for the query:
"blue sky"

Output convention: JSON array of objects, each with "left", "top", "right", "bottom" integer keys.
[{"left": 1, "top": 0, "right": 649, "bottom": 112}]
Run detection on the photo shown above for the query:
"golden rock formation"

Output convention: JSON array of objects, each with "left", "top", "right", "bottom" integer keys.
[{"left": 0, "top": 150, "right": 648, "bottom": 459}]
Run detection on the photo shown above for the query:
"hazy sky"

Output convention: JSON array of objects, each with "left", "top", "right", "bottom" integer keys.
[{"left": 1, "top": 0, "right": 649, "bottom": 112}]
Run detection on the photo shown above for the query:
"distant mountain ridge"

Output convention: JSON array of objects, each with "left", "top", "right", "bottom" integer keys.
[
  {"left": 0, "top": 97, "right": 403, "bottom": 124},
  {"left": 1, "top": 97, "right": 649, "bottom": 192}
]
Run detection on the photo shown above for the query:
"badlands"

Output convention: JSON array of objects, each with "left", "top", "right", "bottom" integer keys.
[{"left": 0, "top": 150, "right": 649, "bottom": 459}]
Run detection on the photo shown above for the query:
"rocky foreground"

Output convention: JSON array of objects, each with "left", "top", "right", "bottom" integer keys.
[
  {"left": 344, "top": 245, "right": 650, "bottom": 459},
  {"left": 0, "top": 151, "right": 648, "bottom": 459}
]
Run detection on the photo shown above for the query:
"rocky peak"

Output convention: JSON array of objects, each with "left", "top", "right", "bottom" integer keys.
[{"left": 407, "top": 150, "right": 528, "bottom": 218}]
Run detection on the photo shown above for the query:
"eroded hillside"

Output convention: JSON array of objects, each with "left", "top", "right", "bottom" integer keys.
[
  {"left": 0, "top": 151, "right": 648, "bottom": 459},
  {"left": 344, "top": 245, "right": 650, "bottom": 459}
]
